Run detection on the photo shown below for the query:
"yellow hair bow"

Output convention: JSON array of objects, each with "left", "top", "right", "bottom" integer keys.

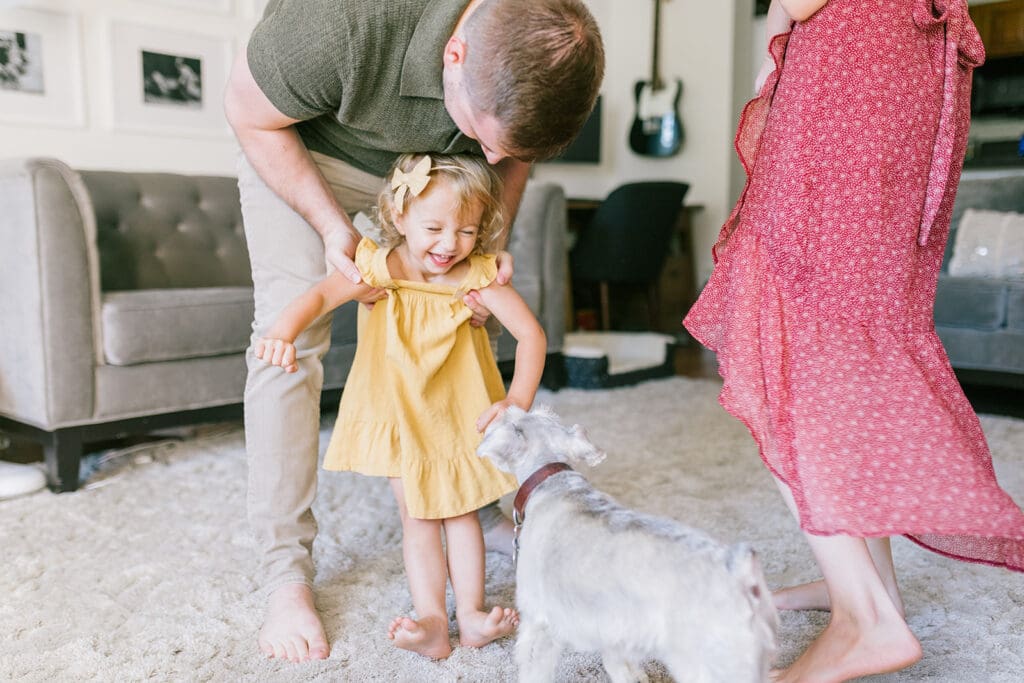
[{"left": 391, "top": 155, "right": 432, "bottom": 214}]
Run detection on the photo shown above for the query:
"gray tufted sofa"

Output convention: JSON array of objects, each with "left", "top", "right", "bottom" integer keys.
[
  {"left": 934, "top": 169, "right": 1024, "bottom": 389},
  {"left": 0, "top": 157, "right": 567, "bottom": 491}
]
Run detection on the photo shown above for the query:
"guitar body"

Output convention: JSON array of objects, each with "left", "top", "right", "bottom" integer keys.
[{"left": 629, "top": 78, "right": 684, "bottom": 157}]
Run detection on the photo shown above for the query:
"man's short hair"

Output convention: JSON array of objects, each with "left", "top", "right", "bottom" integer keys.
[{"left": 462, "top": 0, "right": 605, "bottom": 162}]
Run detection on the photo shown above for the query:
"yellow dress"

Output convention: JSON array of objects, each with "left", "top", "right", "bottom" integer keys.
[{"left": 323, "top": 238, "right": 517, "bottom": 519}]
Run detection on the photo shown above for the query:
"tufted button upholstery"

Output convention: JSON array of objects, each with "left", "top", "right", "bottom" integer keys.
[{"left": 82, "top": 171, "right": 250, "bottom": 291}]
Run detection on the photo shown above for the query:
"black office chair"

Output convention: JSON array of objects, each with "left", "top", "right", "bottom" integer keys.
[{"left": 570, "top": 181, "right": 689, "bottom": 331}]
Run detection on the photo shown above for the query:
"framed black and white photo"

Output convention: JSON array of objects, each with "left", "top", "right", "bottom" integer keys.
[
  {"left": 0, "top": 8, "right": 83, "bottom": 127},
  {"left": 109, "top": 22, "right": 231, "bottom": 135}
]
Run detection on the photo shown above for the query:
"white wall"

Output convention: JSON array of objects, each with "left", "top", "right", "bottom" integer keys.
[
  {"left": 535, "top": 0, "right": 753, "bottom": 282},
  {"left": 0, "top": 0, "right": 755, "bottom": 281}
]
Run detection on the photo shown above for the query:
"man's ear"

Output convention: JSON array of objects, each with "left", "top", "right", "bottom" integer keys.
[{"left": 443, "top": 36, "right": 467, "bottom": 66}]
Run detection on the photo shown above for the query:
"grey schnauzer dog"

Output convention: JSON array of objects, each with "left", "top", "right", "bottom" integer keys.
[{"left": 478, "top": 405, "right": 777, "bottom": 683}]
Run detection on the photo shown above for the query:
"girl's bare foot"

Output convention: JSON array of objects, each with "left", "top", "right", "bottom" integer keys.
[
  {"left": 773, "top": 579, "right": 831, "bottom": 611},
  {"left": 770, "top": 611, "right": 922, "bottom": 683},
  {"left": 257, "top": 583, "right": 330, "bottom": 662},
  {"left": 388, "top": 615, "right": 452, "bottom": 659},
  {"left": 458, "top": 606, "right": 519, "bottom": 647}
]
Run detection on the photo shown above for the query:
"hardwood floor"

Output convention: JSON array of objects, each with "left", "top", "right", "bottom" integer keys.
[{"left": 672, "top": 339, "right": 720, "bottom": 380}]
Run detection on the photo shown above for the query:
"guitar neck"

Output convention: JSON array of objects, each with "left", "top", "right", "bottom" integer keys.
[{"left": 650, "top": 0, "right": 663, "bottom": 91}]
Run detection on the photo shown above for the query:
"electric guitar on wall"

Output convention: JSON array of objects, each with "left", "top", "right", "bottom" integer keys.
[{"left": 629, "top": 0, "right": 684, "bottom": 157}]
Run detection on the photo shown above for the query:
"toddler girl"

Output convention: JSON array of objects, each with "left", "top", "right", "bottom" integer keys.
[{"left": 254, "top": 153, "right": 545, "bottom": 659}]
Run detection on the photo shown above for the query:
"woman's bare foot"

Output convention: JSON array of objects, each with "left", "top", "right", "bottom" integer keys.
[
  {"left": 770, "top": 611, "right": 922, "bottom": 683},
  {"left": 388, "top": 615, "right": 452, "bottom": 659},
  {"left": 458, "top": 606, "right": 519, "bottom": 647},
  {"left": 773, "top": 579, "right": 831, "bottom": 611},
  {"left": 257, "top": 583, "right": 330, "bottom": 662},
  {"left": 773, "top": 579, "right": 906, "bottom": 619}
]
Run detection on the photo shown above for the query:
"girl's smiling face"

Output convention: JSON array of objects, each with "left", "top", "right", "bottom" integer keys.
[{"left": 393, "top": 179, "right": 482, "bottom": 281}]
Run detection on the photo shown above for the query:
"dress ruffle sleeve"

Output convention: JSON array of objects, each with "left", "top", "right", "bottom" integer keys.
[
  {"left": 354, "top": 237, "right": 395, "bottom": 289},
  {"left": 452, "top": 253, "right": 498, "bottom": 300}
]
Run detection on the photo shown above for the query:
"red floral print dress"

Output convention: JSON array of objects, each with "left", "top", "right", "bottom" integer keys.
[{"left": 685, "top": 0, "right": 1024, "bottom": 570}]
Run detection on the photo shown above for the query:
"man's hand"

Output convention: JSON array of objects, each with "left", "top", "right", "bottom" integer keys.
[
  {"left": 494, "top": 249, "right": 514, "bottom": 285},
  {"left": 355, "top": 286, "right": 388, "bottom": 311},
  {"left": 323, "top": 228, "right": 363, "bottom": 283},
  {"left": 255, "top": 337, "right": 298, "bottom": 373},
  {"left": 463, "top": 250, "right": 514, "bottom": 326}
]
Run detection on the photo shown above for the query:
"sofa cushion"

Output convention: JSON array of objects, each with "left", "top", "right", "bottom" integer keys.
[
  {"left": 934, "top": 275, "right": 1007, "bottom": 330},
  {"left": 948, "top": 209, "right": 1024, "bottom": 278},
  {"left": 102, "top": 287, "right": 254, "bottom": 366},
  {"left": 1007, "top": 281, "right": 1024, "bottom": 332}
]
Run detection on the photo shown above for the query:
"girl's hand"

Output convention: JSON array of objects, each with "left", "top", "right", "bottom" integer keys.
[
  {"left": 477, "top": 399, "right": 518, "bottom": 433},
  {"left": 254, "top": 337, "right": 299, "bottom": 373}
]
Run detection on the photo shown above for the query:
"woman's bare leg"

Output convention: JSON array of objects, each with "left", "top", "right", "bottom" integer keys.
[
  {"left": 386, "top": 479, "right": 453, "bottom": 659},
  {"left": 770, "top": 478, "right": 921, "bottom": 682},
  {"left": 443, "top": 511, "right": 518, "bottom": 647},
  {"left": 773, "top": 537, "right": 904, "bottom": 617},
  {"left": 771, "top": 480, "right": 905, "bottom": 616}
]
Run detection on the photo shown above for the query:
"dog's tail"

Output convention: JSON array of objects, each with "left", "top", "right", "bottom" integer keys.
[{"left": 727, "top": 544, "right": 778, "bottom": 676}]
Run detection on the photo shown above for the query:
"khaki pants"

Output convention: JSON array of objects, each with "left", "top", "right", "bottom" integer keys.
[
  {"left": 238, "top": 151, "right": 380, "bottom": 593},
  {"left": 239, "top": 152, "right": 508, "bottom": 593}
]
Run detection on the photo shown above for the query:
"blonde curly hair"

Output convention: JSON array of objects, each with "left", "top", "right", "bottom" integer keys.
[{"left": 376, "top": 153, "right": 506, "bottom": 255}]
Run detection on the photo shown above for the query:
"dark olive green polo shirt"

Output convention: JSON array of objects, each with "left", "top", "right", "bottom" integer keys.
[{"left": 248, "top": 0, "right": 483, "bottom": 177}]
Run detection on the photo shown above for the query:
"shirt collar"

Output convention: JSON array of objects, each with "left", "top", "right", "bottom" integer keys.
[{"left": 400, "top": 0, "right": 468, "bottom": 99}]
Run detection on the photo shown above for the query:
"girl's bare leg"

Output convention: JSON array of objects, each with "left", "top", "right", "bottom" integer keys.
[
  {"left": 770, "top": 477, "right": 921, "bottom": 682},
  {"left": 387, "top": 479, "right": 453, "bottom": 659},
  {"left": 443, "top": 511, "right": 519, "bottom": 647}
]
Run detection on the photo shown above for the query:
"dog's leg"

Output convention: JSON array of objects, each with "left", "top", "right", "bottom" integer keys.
[
  {"left": 601, "top": 653, "right": 649, "bottom": 683},
  {"left": 515, "top": 619, "right": 561, "bottom": 683}
]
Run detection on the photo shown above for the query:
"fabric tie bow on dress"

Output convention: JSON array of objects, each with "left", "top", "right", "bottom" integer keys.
[
  {"left": 391, "top": 155, "right": 433, "bottom": 213},
  {"left": 913, "top": 0, "right": 985, "bottom": 246}
]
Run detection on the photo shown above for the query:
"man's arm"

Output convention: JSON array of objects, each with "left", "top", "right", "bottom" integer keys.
[
  {"left": 489, "top": 157, "right": 531, "bottom": 285},
  {"left": 494, "top": 157, "right": 531, "bottom": 244},
  {"left": 778, "top": 0, "right": 828, "bottom": 22},
  {"left": 223, "top": 49, "right": 364, "bottom": 283}
]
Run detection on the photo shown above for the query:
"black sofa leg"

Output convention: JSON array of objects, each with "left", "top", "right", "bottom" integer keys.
[{"left": 43, "top": 428, "right": 83, "bottom": 493}]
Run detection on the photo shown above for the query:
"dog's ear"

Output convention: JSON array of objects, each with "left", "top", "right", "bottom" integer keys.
[{"left": 566, "top": 424, "right": 606, "bottom": 467}]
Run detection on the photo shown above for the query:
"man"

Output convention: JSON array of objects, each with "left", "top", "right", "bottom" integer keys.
[{"left": 223, "top": 0, "right": 603, "bottom": 663}]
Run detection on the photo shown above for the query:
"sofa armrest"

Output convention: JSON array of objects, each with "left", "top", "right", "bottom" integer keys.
[
  {"left": 0, "top": 158, "right": 100, "bottom": 428},
  {"left": 500, "top": 181, "right": 567, "bottom": 360}
]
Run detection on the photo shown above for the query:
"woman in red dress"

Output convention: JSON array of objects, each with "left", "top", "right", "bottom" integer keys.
[{"left": 685, "top": 1, "right": 1024, "bottom": 680}]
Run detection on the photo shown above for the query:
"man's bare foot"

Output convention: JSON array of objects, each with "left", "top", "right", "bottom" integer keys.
[
  {"left": 770, "top": 611, "right": 922, "bottom": 683},
  {"left": 388, "top": 615, "right": 452, "bottom": 659},
  {"left": 257, "top": 583, "right": 330, "bottom": 662},
  {"left": 773, "top": 579, "right": 831, "bottom": 612},
  {"left": 482, "top": 516, "right": 515, "bottom": 555},
  {"left": 458, "top": 606, "right": 519, "bottom": 647}
]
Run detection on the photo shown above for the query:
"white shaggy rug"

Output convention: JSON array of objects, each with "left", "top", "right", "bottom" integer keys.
[{"left": 2, "top": 377, "right": 1023, "bottom": 682}]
